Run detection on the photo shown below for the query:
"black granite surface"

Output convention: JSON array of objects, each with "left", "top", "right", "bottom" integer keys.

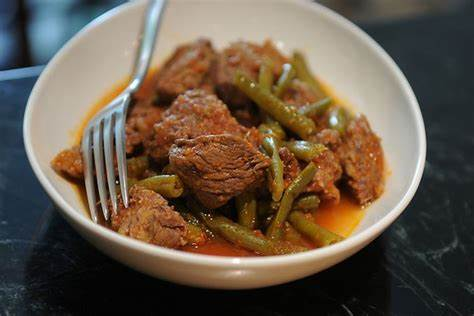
[{"left": 1, "top": 10, "right": 473, "bottom": 316}]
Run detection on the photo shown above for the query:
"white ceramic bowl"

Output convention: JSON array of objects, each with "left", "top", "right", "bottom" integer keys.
[{"left": 23, "top": 0, "right": 426, "bottom": 289}]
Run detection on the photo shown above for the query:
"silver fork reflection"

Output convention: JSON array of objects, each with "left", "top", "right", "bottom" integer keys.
[{"left": 81, "top": 0, "right": 167, "bottom": 223}]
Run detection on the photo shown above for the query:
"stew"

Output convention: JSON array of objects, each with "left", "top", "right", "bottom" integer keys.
[{"left": 51, "top": 39, "right": 385, "bottom": 256}]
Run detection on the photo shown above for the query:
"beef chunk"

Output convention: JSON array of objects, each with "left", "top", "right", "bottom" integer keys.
[
  {"left": 155, "top": 38, "right": 216, "bottom": 103},
  {"left": 337, "top": 115, "right": 384, "bottom": 204},
  {"left": 281, "top": 79, "right": 331, "bottom": 131},
  {"left": 145, "top": 89, "right": 260, "bottom": 162},
  {"left": 281, "top": 79, "right": 319, "bottom": 108},
  {"left": 306, "top": 149, "right": 342, "bottom": 204},
  {"left": 125, "top": 101, "right": 164, "bottom": 154},
  {"left": 51, "top": 146, "right": 83, "bottom": 179},
  {"left": 279, "top": 147, "right": 300, "bottom": 188},
  {"left": 110, "top": 186, "right": 187, "bottom": 248},
  {"left": 310, "top": 128, "right": 342, "bottom": 154},
  {"left": 212, "top": 40, "right": 287, "bottom": 108},
  {"left": 169, "top": 134, "right": 271, "bottom": 209}
]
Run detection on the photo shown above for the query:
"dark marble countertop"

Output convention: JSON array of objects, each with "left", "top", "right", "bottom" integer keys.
[{"left": 1, "top": 10, "right": 473, "bottom": 316}]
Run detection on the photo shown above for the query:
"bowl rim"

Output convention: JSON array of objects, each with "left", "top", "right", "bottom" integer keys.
[{"left": 23, "top": 0, "right": 426, "bottom": 268}]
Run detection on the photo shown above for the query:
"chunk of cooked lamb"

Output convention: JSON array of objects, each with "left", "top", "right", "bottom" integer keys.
[
  {"left": 337, "top": 115, "right": 384, "bottom": 204},
  {"left": 144, "top": 89, "right": 260, "bottom": 162},
  {"left": 169, "top": 134, "right": 271, "bottom": 209},
  {"left": 211, "top": 40, "right": 287, "bottom": 108},
  {"left": 281, "top": 79, "right": 319, "bottom": 108},
  {"left": 306, "top": 149, "right": 343, "bottom": 204},
  {"left": 279, "top": 147, "right": 300, "bottom": 188},
  {"left": 155, "top": 38, "right": 216, "bottom": 103},
  {"left": 110, "top": 186, "right": 187, "bottom": 248},
  {"left": 51, "top": 146, "right": 83, "bottom": 179},
  {"left": 125, "top": 101, "right": 164, "bottom": 154}
]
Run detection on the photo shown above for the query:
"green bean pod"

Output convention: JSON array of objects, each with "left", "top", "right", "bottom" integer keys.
[
  {"left": 262, "top": 136, "right": 284, "bottom": 201},
  {"left": 270, "top": 193, "right": 320, "bottom": 213},
  {"left": 328, "top": 107, "right": 348, "bottom": 134},
  {"left": 293, "top": 194, "right": 320, "bottom": 211},
  {"left": 298, "top": 97, "right": 332, "bottom": 117},
  {"left": 234, "top": 71, "right": 316, "bottom": 139},
  {"left": 127, "top": 156, "right": 149, "bottom": 179},
  {"left": 284, "top": 141, "right": 327, "bottom": 162},
  {"left": 291, "top": 51, "right": 324, "bottom": 96},
  {"left": 134, "top": 174, "right": 184, "bottom": 198},
  {"left": 236, "top": 191, "right": 258, "bottom": 229},
  {"left": 288, "top": 211, "right": 344, "bottom": 247},
  {"left": 259, "top": 113, "right": 286, "bottom": 140},
  {"left": 258, "top": 59, "right": 274, "bottom": 92},
  {"left": 184, "top": 222, "right": 208, "bottom": 246},
  {"left": 266, "top": 162, "right": 317, "bottom": 240},
  {"left": 196, "top": 211, "right": 305, "bottom": 255},
  {"left": 273, "top": 63, "right": 296, "bottom": 97},
  {"left": 283, "top": 222, "right": 307, "bottom": 246}
]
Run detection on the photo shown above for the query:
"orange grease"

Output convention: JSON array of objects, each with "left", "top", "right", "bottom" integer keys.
[
  {"left": 314, "top": 195, "right": 363, "bottom": 238},
  {"left": 73, "top": 68, "right": 159, "bottom": 145}
]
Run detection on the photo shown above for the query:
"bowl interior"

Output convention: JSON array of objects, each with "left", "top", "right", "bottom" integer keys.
[{"left": 25, "top": 0, "right": 424, "bottom": 250}]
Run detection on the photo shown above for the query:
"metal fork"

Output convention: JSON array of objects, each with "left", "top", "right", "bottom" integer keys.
[{"left": 82, "top": 0, "right": 167, "bottom": 223}]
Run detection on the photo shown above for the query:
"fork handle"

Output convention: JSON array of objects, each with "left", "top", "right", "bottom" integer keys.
[{"left": 128, "top": 0, "right": 167, "bottom": 93}]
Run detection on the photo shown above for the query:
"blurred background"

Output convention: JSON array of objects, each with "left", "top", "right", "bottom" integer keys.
[{"left": 0, "top": 0, "right": 472, "bottom": 71}]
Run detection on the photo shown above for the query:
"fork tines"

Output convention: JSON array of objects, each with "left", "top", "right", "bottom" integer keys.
[{"left": 82, "top": 94, "right": 131, "bottom": 223}]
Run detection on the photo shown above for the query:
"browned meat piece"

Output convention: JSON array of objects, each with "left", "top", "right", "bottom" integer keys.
[
  {"left": 51, "top": 146, "right": 83, "bottom": 179},
  {"left": 281, "top": 79, "right": 332, "bottom": 131},
  {"left": 231, "top": 104, "right": 261, "bottom": 127},
  {"left": 169, "top": 134, "right": 271, "bottom": 209},
  {"left": 281, "top": 79, "right": 319, "bottom": 108},
  {"left": 306, "top": 149, "right": 342, "bottom": 204},
  {"left": 279, "top": 147, "right": 300, "bottom": 188},
  {"left": 309, "top": 128, "right": 342, "bottom": 154},
  {"left": 110, "top": 186, "right": 187, "bottom": 248},
  {"left": 212, "top": 40, "right": 287, "bottom": 108},
  {"left": 337, "top": 115, "right": 384, "bottom": 204},
  {"left": 155, "top": 38, "right": 216, "bottom": 103},
  {"left": 144, "top": 89, "right": 260, "bottom": 162},
  {"left": 125, "top": 101, "right": 164, "bottom": 154}
]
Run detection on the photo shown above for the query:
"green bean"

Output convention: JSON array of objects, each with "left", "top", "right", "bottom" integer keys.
[
  {"left": 185, "top": 222, "right": 207, "bottom": 245},
  {"left": 298, "top": 97, "right": 332, "bottom": 117},
  {"left": 328, "top": 107, "right": 348, "bottom": 134},
  {"left": 259, "top": 113, "right": 286, "bottom": 140},
  {"left": 234, "top": 71, "right": 316, "bottom": 139},
  {"left": 127, "top": 156, "right": 149, "bottom": 179},
  {"left": 293, "top": 194, "right": 320, "bottom": 211},
  {"left": 258, "top": 60, "right": 288, "bottom": 141},
  {"left": 134, "top": 175, "right": 184, "bottom": 198},
  {"left": 195, "top": 211, "right": 305, "bottom": 255},
  {"left": 273, "top": 63, "right": 296, "bottom": 98},
  {"left": 266, "top": 162, "right": 317, "bottom": 240},
  {"left": 262, "top": 136, "right": 284, "bottom": 201},
  {"left": 288, "top": 211, "right": 343, "bottom": 247},
  {"left": 283, "top": 222, "right": 307, "bottom": 245},
  {"left": 270, "top": 193, "right": 320, "bottom": 213},
  {"left": 291, "top": 51, "right": 324, "bottom": 96},
  {"left": 236, "top": 191, "right": 258, "bottom": 229},
  {"left": 180, "top": 210, "right": 214, "bottom": 237},
  {"left": 258, "top": 59, "right": 274, "bottom": 92},
  {"left": 285, "top": 141, "right": 327, "bottom": 162}
]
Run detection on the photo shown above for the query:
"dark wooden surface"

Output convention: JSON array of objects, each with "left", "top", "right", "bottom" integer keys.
[{"left": 0, "top": 9, "right": 473, "bottom": 316}]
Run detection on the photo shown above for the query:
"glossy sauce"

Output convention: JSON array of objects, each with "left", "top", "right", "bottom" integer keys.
[{"left": 73, "top": 69, "right": 365, "bottom": 257}]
